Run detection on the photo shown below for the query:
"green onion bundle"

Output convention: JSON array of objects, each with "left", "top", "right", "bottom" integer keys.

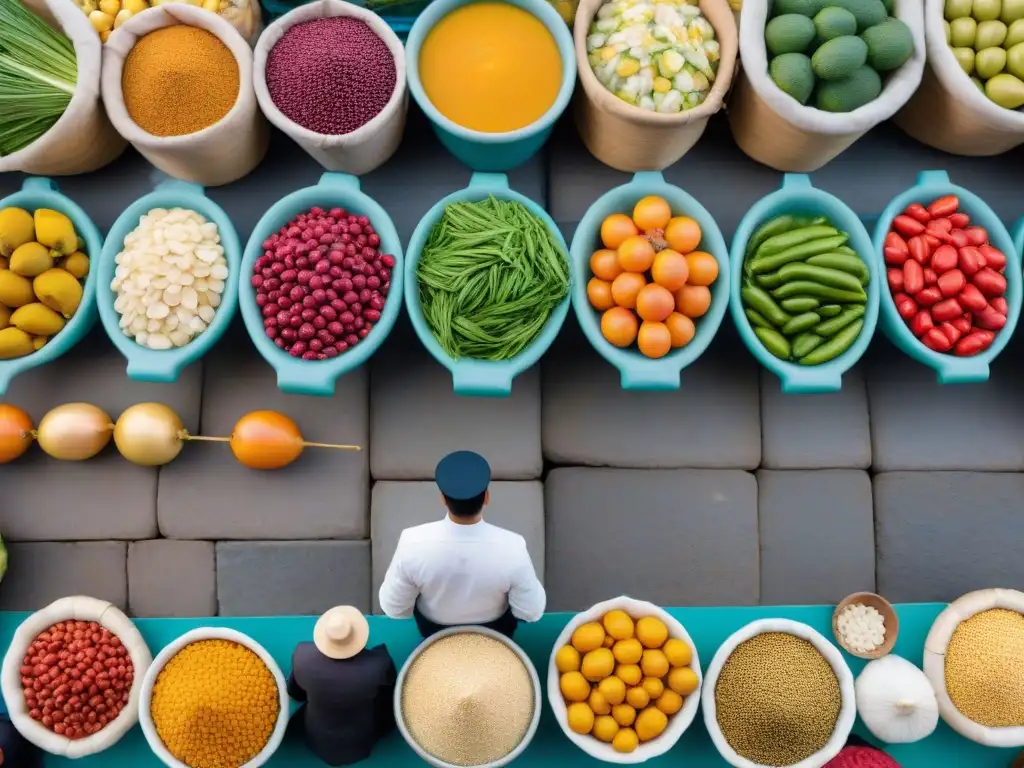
[
  {"left": 0, "top": 0, "right": 77, "bottom": 156},
  {"left": 417, "top": 196, "right": 570, "bottom": 362}
]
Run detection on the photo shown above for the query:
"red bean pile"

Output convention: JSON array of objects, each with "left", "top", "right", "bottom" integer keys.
[
  {"left": 20, "top": 621, "right": 134, "bottom": 740},
  {"left": 253, "top": 206, "right": 394, "bottom": 360},
  {"left": 885, "top": 195, "right": 1009, "bottom": 357}
]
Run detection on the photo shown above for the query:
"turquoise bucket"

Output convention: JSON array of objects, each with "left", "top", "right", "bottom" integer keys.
[
  {"left": 405, "top": 0, "right": 576, "bottom": 172},
  {"left": 0, "top": 178, "right": 102, "bottom": 397},
  {"left": 730, "top": 174, "right": 879, "bottom": 394},
  {"left": 240, "top": 173, "right": 404, "bottom": 397},
  {"left": 874, "top": 170, "right": 1020, "bottom": 385},
  {"left": 569, "top": 171, "right": 730, "bottom": 390},
  {"left": 404, "top": 171, "right": 571, "bottom": 397},
  {"left": 96, "top": 179, "right": 241, "bottom": 383}
]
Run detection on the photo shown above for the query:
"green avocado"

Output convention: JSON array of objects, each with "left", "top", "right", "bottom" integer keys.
[
  {"left": 766, "top": 14, "right": 817, "bottom": 54},
  {"left": 812, "top": 35, "right": 869, "bottom": 80},
  {"left": 862, "top": 18, "right": 916, "bottom": 71},
  {"left": 823, "top": 0, "right": 887, "bottom": 32},
  {"left": 770, "top": 52, "right": 816, "bottom": 103},
  {"left": 816, "top": 65, "right": 883, "bottom": 112}
]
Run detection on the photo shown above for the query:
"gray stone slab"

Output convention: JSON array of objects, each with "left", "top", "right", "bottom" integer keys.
[
  {"left": 369, "top": 342, "right": 543, "bottom": 480},
  {"left": 544, "top": 468, "right": 759, "bottom": 611},
  {"left": 128, "top": 540, "right": 216, "bottom": 618},
  {"left": 875, "top": 472, "right": 1024, "bottom": 603},
  {"left": 158, "top": 331, "right": 369, "bottom": 539},
  {"left": 216, "top": 540, "right": 372, "bottom": 616},
  {"left": 369, "top": 481, "right": 545, "bottom": 614},
  {"left": 0, "top": 542, "right": 127, "bottom": 611},
  {"left": 757, "top": 470, "right": 875, "bottom": 605},
  {"left": 760, "top": 367, "right": 871, "bottom": 469}
]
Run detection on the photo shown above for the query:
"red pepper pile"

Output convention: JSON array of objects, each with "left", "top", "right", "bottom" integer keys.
[{"left": 885, "top": 195, "right": 1009, "bottom": 357}]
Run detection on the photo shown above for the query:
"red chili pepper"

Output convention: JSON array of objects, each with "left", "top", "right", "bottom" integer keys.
[
  {"left": 910, "top": 310, "right": 933, "bottom": 337},
  {"left": 958, "top": 283, "right": 988, "bottom": 312},
  {"left": 932, "top": 298, "right": 964, "bottom": 322},
  {"left": 963, "top": 227, "right": 989, "bottom": 246},
  {"left": 905, "top": 203, "right": 932, "bottom": 223},
  {"left": 884, "top": 247, "right": 909, "bottom": 266},
  {"left": 992, "top": 297, "right": 1008, "bottom": 315},
  {"left": 975, "top": 305, "right": 1007, "bottom": 331},
  {"left": 951, "top": 315, "right": 973, "bottom": 334},
  {"left": 908, "top": 235, "right": 931, "bottom": 265},
  {"left": 885, "top": 231, "right": 909, "bottom": 254},
  {"left": 928, "top": 195, "right": 960, "bottom": 218},
  {"left": 893, "top": 215, "right": 926, "bottom": 237},
  {"left": 949, "top": 230, "right": 970, "bottom": 249},
  {"left": 949, "top": 212, "right": 970, "bottom": 229},
  {"left": 930, "top": 244, "right": 959, "bottom": 273},
  {"left": 903, "top": 259, "right": 924, "bottom": 294},
  {"left": 916, "top": 287, "right": 943, "bottom": 307},
  {"left": 925, "top": 218, "right": 953, "bottom": 240},
  {"left": 959, "top": 246, "right": 984, "bottom": 276},
  {"left": 978, "top": 244, "right": 1007, "bottom": 271},
  {"left": 937, "top": 269, "right": 966, "bottom": 297},
  {"left": 923, "top": 327, "right": 953, "bottom": 352},
  {"left": 955, "top": 330, "right": 995, "bottom": 357},
  {"left": 940, "top": 321, "right": 963, "bottom": 345},
  {"left": 892, "top": 292, "right": 918, "bottom": 320},
  {"left": 887, "top": 268, "right": 905, "bottom": 292},
  {"left": 924, "top": 268, "right": 938, "bottom": 286},
  {"left": 973, "top": 267, "right": 1007, "bottom": 297}
]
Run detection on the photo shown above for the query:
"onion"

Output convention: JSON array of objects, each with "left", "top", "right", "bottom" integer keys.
[
  {"left": 0, "top": 404, "right": 34, "bottom": 464},
  {"left": 229, "top": 410, "right": 304, "bottom": 470},
  {"left": 113, "top": 403, "right": 185, "bottom": 467},
  {"left": 35, "top": 403, "right": 113, "bottom": 461}
]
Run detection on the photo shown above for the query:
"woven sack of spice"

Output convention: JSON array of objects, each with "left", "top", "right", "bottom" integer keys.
[
  {"left": 0, "top": 0, "right": 126, "bottom": 176},
  {"left": 728, "top": 0, "right": 925, "bottom": 173},
  {"left": 100, "top": 5, "right": 269, "bottom": 187},
  {"left": 573, "top": 0, "right": 738, "bottom": 173},
  {"left": 252, "top": 0, "right": 407, "bottom": 175}
]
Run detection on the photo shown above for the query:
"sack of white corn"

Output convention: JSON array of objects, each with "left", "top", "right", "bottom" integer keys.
[
  {"left": 0, "top": 0, "right": 126, "bottom": 175},
  {"left": 75, "top": 0, "right": 262, "bottom": 46},
  {"left": 574, "top": 0, "right": 738, "bottom": 172},
  {"left": 728, "top": 0, "right": 925, "bottom": 173}
]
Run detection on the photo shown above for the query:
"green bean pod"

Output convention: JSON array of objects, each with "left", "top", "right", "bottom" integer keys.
[
  {"left": 781, "top": 312, "right": 821, "bottom": 336},
  {"left": 798, "top": 319, "right": 864, "bottom": 365},
  {"left": 770, "top": 281, "right": 866, "bottom": 304},
  {"left": 774, "top": 262, "right": 864, "bottom": 293},
  {"left": 755, "top": 225, "right": 840, "bottom": 259},
  {"left": 817, "top": 304, "right": 843, "bottom": 318},
  {"left": 741, "top": 284, "right": 790, "bottom": 327},
  {"left": 745, "top": 215, "right": 796, "bottom": 260},
  {"left": 814, "top": 305, "right": 866, "bottom": 336},
  {"left": 792, "top": 332, "right": 825, "bottom": 359},
  {"left": 754, "top": 326, "right": 791, "bottom": 360},
  {"left": 806, "top": 253, "right": 871, "bottom": 285},
  {"left": 779, "top": 296, "right": 820, "bottom": 313},
  {"left": 748, "top": 235, "right": 849, "bottom": 275},
  {"left": 745, "top": 309, "right": 772, "bottom": 330}
]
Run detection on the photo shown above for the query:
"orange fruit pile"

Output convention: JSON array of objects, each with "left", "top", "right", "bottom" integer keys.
[{"left": 588, "top": 196, "right": 719, "bottom": 359}]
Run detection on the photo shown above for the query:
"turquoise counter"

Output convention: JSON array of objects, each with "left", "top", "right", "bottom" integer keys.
[{"left": 0, "top": 605, "right": 1016, "bottom": 766}]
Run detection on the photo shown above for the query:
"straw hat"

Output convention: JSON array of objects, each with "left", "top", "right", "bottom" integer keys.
[{"left": 313, "top": 606, "right": 370, "bottom": 660}]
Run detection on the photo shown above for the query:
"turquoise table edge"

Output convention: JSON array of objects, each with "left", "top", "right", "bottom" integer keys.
[{"left": 0, "top": 605, "right": 1014, "bottom": 766}]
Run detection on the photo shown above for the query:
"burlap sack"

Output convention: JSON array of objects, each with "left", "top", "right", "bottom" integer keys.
[
  {"left": 101, "top": 5, "right": 269, "bottom": 187},
  {"left": 895, "top": 0, "right": 1024, "bottom": 156},
  {"left": 729, "top": 0, "right": 925, "bottom": 172},
  {"left": 0, "top": 0, "right": 126, "bottom": 175},
  {"left": 253, "top": 0, "right": 407, "bottom": 175},
  {"left": 574, "top": 0, "right": 738, "bottom": 172}
]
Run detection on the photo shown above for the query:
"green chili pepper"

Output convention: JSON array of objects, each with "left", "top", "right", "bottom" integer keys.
[
  {"left": 745, "top": 308, "right": 772, "bottom": 329},
  {"left": 817, "top": 304, "right": 843, "bottom": 318},
  {"left": 741, "top": 284, "right": 790, "bottom": 327},
  {"left": 799, "top": 319, "right": 864, "bottom": 365},
  {"left": 748, "top": 235, "right": 850, "bottom": 275},
  {"left": 781, "top": 311, "right": 821, "bottom": 336},
  {"left": 770, "top": 280, "right": 866, "bottom": 303},
  {"left": 754, "top": 326, "right": 791, "bottom": 360},
  {"left": 806, "top": 253, "right": 871, "bottom": 285},
  {"left": 775, "top": 262, "right": 864, "bottom": 293},
  {"left": 792, "top": 332, "right": 825, "bottom": 358},
  {"left": 814, "top": 305, "right": 866, "bottom": 336},
  {"left": 755, "top": 225, "right": 840, "bottom": 259},
  {"left": 780, "top": 296, "right": 820, "bottom": 313}
]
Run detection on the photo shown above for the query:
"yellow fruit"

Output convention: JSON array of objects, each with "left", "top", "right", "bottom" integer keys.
[
  {"left": 626, "top": 686, "right": 650, "bottom": 709},
  {"left": 592, "top": 715, "right": 619, "bottom": 743},
  {"left": 0, "top": 270, "right": 35, "bottom": 308},
  {"left": 581, "top": 648, "right": 615, "bottom": 682},
  {"left": 555, "top": 645, "right": 581, "bottom": 674},
  {"left": 603, "top": 634, "right": 616, "bottom": 648},
  {"left": 612, "top": 727, "right": 639, "bottom": 754},
  {"left": 123, "top": 0, "right": 147, "bottom": 11},
  {"left": 560, "top": 671, "right": 590, "bottom": 702},
  {"left": 0, "top": 327, "right": 34, "bottom": 359},
  {"left": 613, "top": 638, "right": 643, "bottom": 665},
  {"left": 10, "top": 303, "right": 65, "bottom": 336},
  {"left": 588, "top": 689, "right": 611, "bottom": 716},
  {"left": 0, "top": 304, "right": 10, "bottom": 330},
  {"left": 88, "top": 10, "right": 114, "bottom": 33},
  {"left": 662, "top": 638, "right": 692, "bottom": 667},
  {"left": 641, "top": 649, "right": 669, "bottom": 679},
  {"left": 33, "top": 268, "right": 82, "bottom": 317},
  {"left": 32, "top": 336, "right": 47, "bottom": 351},
  {"left": 612, "top": 703, "right": 636, "bottom": 727},
  {"left": 9, "top": 242, "right": 51, "bottom": 277},
  {"left": 99, "top": 0, "right": 119, "bottom": 14},
  {"left": 615, "top": 663, "right": 642, "bottom": 686},
  {"left": 636, "top": 616, "right": 669, "bottom": 648},
  {"left": 656, "top": 689, "right": 684, "bottom": 715},
  {"left": 58, "top": 251, "right": 90, "bottom": 280},
  {"left": 635, "top": 706, "right": 668, "bottom": 742},
  {"left": 667, "top": 666, "right": 699, "bottom": 696},
  {"left": 597, "top": 675, "right": 626, "bottom": 705},
  {"left": 572, "top": 622, "right": 606, "bottom": 653},
  {"left": 642, "top": 677, "right": 665, "bottom": 699},
  {"left": 603, "top": 609, "right": 635, "bottom": 640},
  {"left": 0, "top": 208, "right": 34, "bottom": 257},
  {"left": 566, "top": 702, "right": 595, "bottom": 735},
  {"left": 34, "top": 209, "right": 77, "bottom": 257},
  {"left": 99, "top": 29, "right": 111, "bottom": 42}
]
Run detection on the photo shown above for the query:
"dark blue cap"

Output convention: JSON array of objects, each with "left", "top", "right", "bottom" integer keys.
[{"left": 435, "top": 450, "right": 491, "bottom": 500}]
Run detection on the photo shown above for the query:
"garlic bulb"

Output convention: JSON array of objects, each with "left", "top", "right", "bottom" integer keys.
[{"left": 855, "top": 655, "right": 938, "bottom": 744}]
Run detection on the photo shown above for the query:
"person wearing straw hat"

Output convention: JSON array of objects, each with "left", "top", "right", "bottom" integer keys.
[
  {"left": 378, "top": 449, "right": 546, "bottom": 640},
  {"left": 286, "top": 606, "right": 397, "bottom": 766}
]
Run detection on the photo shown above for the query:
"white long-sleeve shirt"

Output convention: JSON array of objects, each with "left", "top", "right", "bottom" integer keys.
[{"left": 378, "top": 516, "right": 546, "bottom": 625}]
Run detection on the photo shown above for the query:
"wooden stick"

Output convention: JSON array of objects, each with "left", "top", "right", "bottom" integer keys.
[
  {"left": 179, "top": 434, "right": 231, "bottom": 443},
  {"left": 179, "top": 432, "right": 362, "bottom": 451},
  {"left": 300, "top": 441, "right": 362, "bottom": 451}
]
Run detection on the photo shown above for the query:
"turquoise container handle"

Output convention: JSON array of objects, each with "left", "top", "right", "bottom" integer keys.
[
  {"left": 569, "top": 170, "right": 731, "bottom": 391},
  {"left": 239, "top": 172, "right": 404, "bottom": 397},
  {"left": 404, "top": 172, "right": 570, "bottom": 397},
  {"left": 96, "top": 176, "right": 241, "bottom": 384},
  {"left": 0, "top": 178, "right": 102, "bottom": 397},
  {"left": 873, "top": 170, "right": 1020, "bottom": 385},
  {"left": 729, "top": 174, "right": 880, "bottom": 394}
]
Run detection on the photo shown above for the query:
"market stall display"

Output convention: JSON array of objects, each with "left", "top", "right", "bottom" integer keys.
[
  {"left": 74, "top": 0, "right": 262, "bottom": 45},
  {"left": 855, "top": 655, "right": 939, "bottom": 744},
  {"left": 832, "top": 591, "right": 898, "bottom": 659}
]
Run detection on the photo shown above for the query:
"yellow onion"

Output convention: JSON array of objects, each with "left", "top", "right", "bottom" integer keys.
[
  {"left": 36, "top": 403, "right": 113, "bottom": 461},
  {"left": 113, "top": 402, "right": 185, "bottom": 466}
]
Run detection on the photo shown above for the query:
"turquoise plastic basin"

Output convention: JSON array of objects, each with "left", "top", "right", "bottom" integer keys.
[
  {"left": 874, "top": 170, "right": 1020, "bottom": 385},
  {"left": 730, "top": 174, "right": 880, "bottom": 394},
  {"left": 240, "top": 173, "right": 404, "bottom": 397},
  {"left": 569, "top": 171, "right": 730, "bottom": 390},
  {"left": 405, "top": 0, "right": 576, "bottom": 172},
  {"left": 97, "top": 179, "right": 241, "bottom": 383},
  {"left": 0, "top": 178, "right": 102, "bottom": 397},
  {"left": 404, "top": 172, "right": 570, "bottom": 397}
]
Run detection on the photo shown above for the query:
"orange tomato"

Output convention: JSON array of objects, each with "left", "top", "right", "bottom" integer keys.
[
  {"left": 637, "top": 321, "right": 672, "bottom": 359},
  {"left": 601, "top": 214, "right": 639, "bottom": 249},
  {"left": 590, "top": 248, "right": 624, "bottom": 282},
  {"left": 617, "top": 236, "right": 656, "bottom": 273},
  {"left": 601, "top": 307, "right": 639, "bottom": 348},
  {"left": 685, "top": 251, "right": 719, "bottom": 286},
  {"left": 611, "top": 272, "right": 646, "bottom": 309},
  {"left": 665, "top": 216, "right": 702, "bottom": 254},
  {"left": 665, "top": 312, "right": 696, "bottom": 348},
  {"left": 0, "top": 404, "right": 34, "bottom": 464},
  {"left": 230, "top": 410, "right": 304, "bottom": 470},
  {"left": 635, "top": 284, "right": 675, "bottom": 322},
  {"left": 675, "top": 285, "right": 712, "bottom": 318},
  {"left": 587, "top": 277, "right": 616, "bottom": 310},
  {"left": 650, "top": 250, "right": 689, "bottom": 292},
  {"left": 633, "top": 196, "right": 672, "bottom": 232}
]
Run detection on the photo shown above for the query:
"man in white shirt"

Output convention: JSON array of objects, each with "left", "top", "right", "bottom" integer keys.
[{"left": 378, "top": 450, "right": 546, "bottom": 639}]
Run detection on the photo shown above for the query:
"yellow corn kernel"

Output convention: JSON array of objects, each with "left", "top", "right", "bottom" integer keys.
[
  {"left": 88, "top": 9, "right": 114, "bottom": 31},
  {"left": 600, "top": 45, "right": 619, "bottom": 61},
  {"left": 113, "top": 8, "right": 132, "bottom": 27},
  {"left": 202, "top": 0, "right": 219, "bottom": 11},
  {"left": 81, "top": 0, "right": 97, "bottom": 12},
  {"left": 123, "top": 0, "right": 148, "bottom": 11},
  {"left": 653, "top": 76, "right": 672, "bottom": 93},
  {"left": 99, "top": 0, "right": 120, "bottom": 14},
  {"left": 616, "top": 58, "right": 640, "bottom": 77}
]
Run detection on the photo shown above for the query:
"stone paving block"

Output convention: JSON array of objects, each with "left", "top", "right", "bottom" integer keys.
[
  {"left": 760, "top": 368, "right": 871, "bottom": 469},
  {"left": 757, "top": 470, "right": 875, "bottom": 605},
  {"left": 158, "top": 331, "right": 369, "bottom": 539},
  {"left": 369, "top": 342, "right": 542, "bottom": 480},
  {"left": 217, "top": 541, "right": 372, "bottom": 616},
  {"left": 128, "top": 540, "right": 216, "bottom": 618},
  {"left": 0, "top": 542, "right": 127, "bottom": 611},
  {"left": 369, "top": 481, "right": 545, "bottom": 614},
  {"left": 875, "top": 472, "right": 1024, "bottom": 603},
  {"left": 544, "top": 468, "right": 759, "bottom": 611}
]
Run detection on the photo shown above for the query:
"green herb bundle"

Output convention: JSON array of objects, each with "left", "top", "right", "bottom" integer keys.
[
  {"left": 0, "top": 0, "right": 77, "bottom": 156},
  {"left": 417, "top": 196, "right": 570, "bottom": 362}
]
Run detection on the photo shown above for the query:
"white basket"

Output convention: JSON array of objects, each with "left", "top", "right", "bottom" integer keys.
[
  {"left": 0, "top": 596, "right": 153, "bottom": 758},
  {"left": 923, "top": 588, "right": 1024, "bottom": 748},
  {"left": 701, "top": 619, "right": 856, "bottom": 768},
  {"left": 138, "top": 627, "right": 289, "bottom": 768},
  {"left": 546, "top": 596, "right": 702, "bottom": 764}
]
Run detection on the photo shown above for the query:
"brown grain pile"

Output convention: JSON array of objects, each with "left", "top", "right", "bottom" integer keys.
[{"left": 946, "top": 608, "right": 1024, "bottom": 727}]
